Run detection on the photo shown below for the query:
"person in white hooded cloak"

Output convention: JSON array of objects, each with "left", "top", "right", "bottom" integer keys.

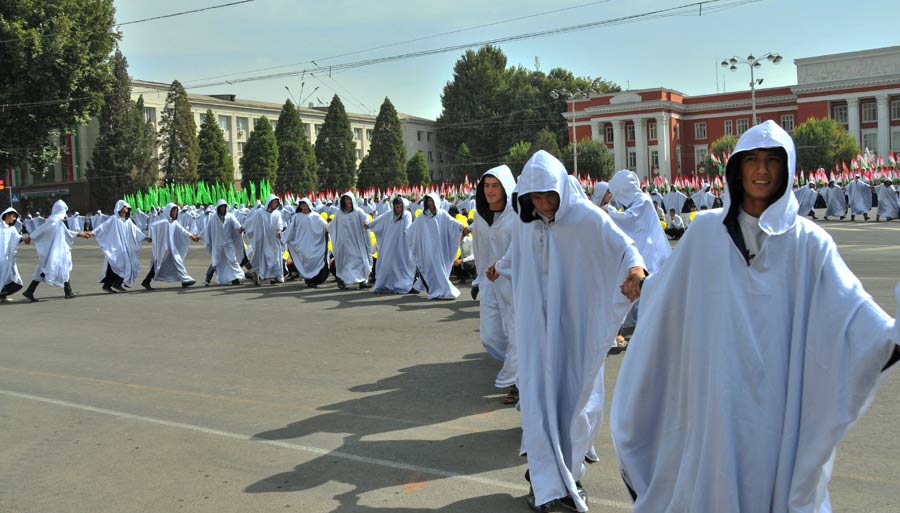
[
  {"left": 795, "top": 182, "right": 819, "bottom": 219},
  {"left": 510, "top": 151, "right": 645, "bottom": 512},
  {"left": 21, "top": 200, "right": 93, "bottom": 301},
  {"left": 1, "top": 208, "right": 31, "bottom": 303},
  {"left": 365, "top": 196, "right": 416, "bottom": 294},
  {"left": 91, "top": 200, "right": 150, "bottom": 293},
  {"left": 407, "top": 192, "right": 466, "bottom": 300},
  {"left": 874, "top": 178, "right": 899, "bottom": 221},
  {"left": 282, "top": 198, "right": 330, "bottom": 288},
  {"left": 141, "top": 203, "right": 200, "bottom": 290},
  {"left": 472, "top": 165, "right": 519, "bottom": 402},
  {"left": 200, "top": 199, "right": 245, "bottom": 286},
  {"left": 821, "top": 180, "right": 847, "bottom": 220},
  {"left": 610, "top": 120, "right": 900, "bottom": 513},
  {"left": 242, "top": 194, "right": 285, "bottom": 286},
  {"left": 845, "top": 175, "right": 872, "bottom": 221},
  {"left": 329, "top": 192, "right": 373, "bottom": 290}
]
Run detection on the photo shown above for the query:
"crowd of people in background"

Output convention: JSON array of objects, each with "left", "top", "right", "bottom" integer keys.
[{"left": 2, "top": 120, "right": 900, "bottom": 513}]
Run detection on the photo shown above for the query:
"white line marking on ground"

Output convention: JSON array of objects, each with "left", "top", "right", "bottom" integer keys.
[{"left": 0, "top": 388, "right": 632, "bottom": 510}]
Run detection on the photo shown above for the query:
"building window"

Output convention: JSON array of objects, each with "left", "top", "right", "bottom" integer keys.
[
  {"left": 861, "top": 102, "right": 877, "bottom": 123},
  {"left": 674, "top": 122, "right": 680, "bottom": 140},
  {"left": 417, "top": 130, "right": 422, "bottom": 141},
  {"left": 354, "top": 127, "right": 362, "bottom": 140},
  {"left": 218, "top": 115, "right": 230, "bottom": 131},
  {"left": 724, "top": 119, "right": 733, "bottom": 136},
  {"left": 694, "top": 122, "right": 707, "bottom": 140},
  {"left": 736, "top": 118, "right": 749, "bottom": 134},
  {"left": 357, "top": 148, "right": 364, "bottom": 161},
  {"left": 237, "top": 142, "right": 245, "bottom": 157},
  {"left": 236, "top": 117, "right": 249, "bottom": 134},
  {"left": 627, "top": 150, "right": 637, "bottom": 170},
  {"left": 143, "top": 107, "right": 156, "bottom": 124},
  {"left": 604, "top": 124, "right": 614, "bottom": 144},
  {"left": 781, "top": 114, "right": 795, "bottom": 132},
  {"left": 438, "top": 152, "right": 444, "bottom": 164},
  {"left": 303, "top": 123, "right": 311, "bottom": 138},
  {"left": 832, "top": 104, "right": 848, "bottom": 124},
  {"left": 626, "top": 124, "right": 635, "bottom": 142},
  {"left": 315, "top": 124, "right": 323, "bottom": 136},
  {"left": 428, "top": 151, "right": 433, "bottom": 163},
  {"left": 862, "top": 132, "right": 878, "bottom": 153},
  {"left": 650, "top": 150, "right": 659, "bottom": 169},
  {"left": 366, "top": 129, "right": 373, "bottom": 141},
  {"left": 695, "top": 147, "right": 708, "bottom": 170},
  {"left": 648, "top": 122, "right": 657, "bottom": 140},
  {"left": 892, "top": 99, "right": 900, "bottom": 120},
  {"left": 675, "top": 147, "right": 682, "bottom": 172},
  {"left": 427, "top": 131, "right": 433, "bottom": 142}
]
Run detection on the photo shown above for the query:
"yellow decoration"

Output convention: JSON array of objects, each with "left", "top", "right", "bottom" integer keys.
[
  {"left": 456, "top": 247, "right": 461, "bottom": 260},
  {"left": 455, "top": 213, "right": 468, "bottom": 225},
  {"left": 689, "top": 212, "right": 698, "bottom": 221},
  {"left": 283, "top": 249, "right": 290, "bottom": 260},
  {"left": 370, "top": 231, "right": 378, "bottom": 259},
  {"left": 415, "top": 208, "right": 423, "bottom": 218},
  {"left": 327, "top": 239, "right": 333, "bottom": 252},
  {"left": 660, "top": 220, "right": 667, "bottom": 230},
  {"left": 468, "top": 209, "right": 476, "bottom": 220},
  {"left": 320, "top": 212, "right": 327, "bottom": 220}
]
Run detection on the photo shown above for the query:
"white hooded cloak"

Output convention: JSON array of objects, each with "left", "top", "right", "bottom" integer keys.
[
  {"left": 407, "top": 192, "right": 465, "bottom": 300},
  {"left": 29, "top": 200, "right": 78, "bottom": 287},
  {"left": 149, "top": 203, "right": 195, "bottom": 283},
  {"left": 200, "top": 199, "right": 245, "bottom": 284},
  {"left": 845, "top": 178, "right": 872, "bottom": 215},
  {"left": 91, "top": 200, "right": 146, "bottom": 286},
  {"left": 611, "top": 120, "right": 900, "bottom": 513},
  {"left": 282, "top": 199, "right": 329, "bottom": 280},
  {"left": 662, "top": 189, "right": 687, "bottom": 214},
  {"left": 821, "top": 184, "right": 847, "bottom": 217},
  {"left": 607, "top": 169, "right": 671, "bottom": 275},
  {"left": 472, "top": 165, "right": 518, "bottom": 388},
  {"left": 367, "top": 198, "right": 416, "bottom": 294},
  {"left": 875, "top": 182, "right": 899, "bottom": 219},
  {"left": 796, "top": 184, "right": 819, "bottom": 216},
  {"left": 242, "top": 194, "right": 285, "bottom": 282},
  {"left": 329, "top": 192, "right": 373, "bottom": 285},
  {"left": 511, "top": 151, "right": 643, "bottom": 511},
  {"left": 1, "top": 208, "right": 24, "bottom": 290}
]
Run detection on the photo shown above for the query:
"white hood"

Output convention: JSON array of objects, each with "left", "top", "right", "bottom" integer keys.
[
  {"left": 609, "top": 170, "right": 641, "bottom": 207},
  {"left": 515, "top": 150, "right": 576, "bottom": 223}
]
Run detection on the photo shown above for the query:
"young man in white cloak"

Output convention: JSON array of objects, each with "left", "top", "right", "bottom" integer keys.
[
  {"left": 821, "top": 180, "right": 847, "bottom": 220},
  {"left": 875, "top": 178, "right": 899, "bottom": 221},
  {"left": 199, "top": 199, "right": 245, "bottom": 286},
  {"left": 472, "top": 165, "right": 519, "bottom": 404},
  {"left": 141, "top": 203, "right": 201, "bottom": 290},
  {"left": 610, "top": 120, "right": 900, "bottom": 513},
  {"left": 22, "top": 200, "right": 93, "bottom": 301},
  {"left": 509, "top": 151, "right": 645, "bottom": 512},
  {"left": 365, "top": 196, "right": 416, "bottom": 294},
  {"left": 282, "top": 198, "right": 330, "bottom": 288},
  {"left": 662, "top": 187, "right": 687, "bottom": 215},
  {"left": 91, "top": 200, "right": 150, "bottom": 293},
  {"left": 795, "top": 182, "right": 819, "bottom": 219},
  {"left": 242, "top": 194, "right": 285, "bottom": 286},
  {"left": 1, "top": 208, "right": 31, "bottom": 303},
  {"left": 329, "top": 192, "right": 372, "bottom": 290},
  {"left": 407, "top": 192, "right": 467, "bottom": 300},
  {"left": 845, "top": 174, "right": 872, "bottom": 221}
]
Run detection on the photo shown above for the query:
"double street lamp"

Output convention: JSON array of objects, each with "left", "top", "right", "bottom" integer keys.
[
  {"left": 550, "top": 87, "right": 596, "bottom": 176},
  {"left": 721, "top": 52, "right": 782, "bottom": 126}
]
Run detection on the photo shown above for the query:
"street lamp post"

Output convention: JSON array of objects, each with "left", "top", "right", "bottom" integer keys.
[
  {"left": 551, "top": 87, "right": 596, "bottom": 176},
  {"left": 721, "top": 52, "right": 782, "bottom": 126}
]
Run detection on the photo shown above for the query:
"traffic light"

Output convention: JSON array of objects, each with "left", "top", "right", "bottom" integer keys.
[{"left": 0, "top": 179, "right": 5, "bottom": 190}]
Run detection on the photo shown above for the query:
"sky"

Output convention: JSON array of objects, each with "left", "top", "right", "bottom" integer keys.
[{"left": 115, "top": 0, "right": 900, "bottom": 120}]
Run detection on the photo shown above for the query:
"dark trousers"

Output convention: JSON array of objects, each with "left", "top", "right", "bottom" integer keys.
[
  {"left": 101, "top": 264, "right": 124, "bottom": 288},
  {"left": 1, "top": 282, "right": 23, "bottom": 297},
  {"left": 665, "top": 227, "right": 685, "bottom": 240},
  {"left": 143, "top": 262, "right": 155, "bottom": 283},
  {"left": 452, "top": 261, "right": 476, "bottom": 281}
]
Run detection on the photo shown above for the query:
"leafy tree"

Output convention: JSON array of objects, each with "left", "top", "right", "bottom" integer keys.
[
  {"left": 406, "top": 151, "right": 431, "bottom": 185},
  {"left": 85, "top": 50, "right": 139, "bottom": 209},
  {"left": 532, "top": 127, "right": 562, "bottom": 159},
  {"left": 706, "top": 134, "right": 739, "bottom": 171},
  {"left": 197, "top": 110, "right": 234, "bottom": 185},
  {"left": 450, "top": 143, "right": 477, "bottom": 183},
  {"left": 240, "top": 117, "right": 278, "bottom": 189},
  {"left": 505, "top": 141, "right": 533, "bottom": 177},
  {"left": 315, "top": 95, "right": 357, "bottom": 191},
  {"left": 274, "top": 99, "right": 316, "bottom": 194},
  {"left": 357, "top": 97, "right": 407, "bottom": 190},
  {"left": 158, "top": 80, "right": 199, "bottom": 184},
  {"left": 129, "top": 96, "right": 160, "bottom": 192},
  {"left": 793, "top": 117, "right": 860, "bottom": 171},
  {"left": 0, "top": 0, "right": 118, "bottom": 175},
  {"left": 562, "top": 139, "right": 614, "bottom": 180}
]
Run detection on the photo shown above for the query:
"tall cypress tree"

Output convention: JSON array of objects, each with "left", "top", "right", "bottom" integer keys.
[
  {"left": 406, "top": 151, "right": 431, "bottom": 186},
  {"left": 315, "top": 95, "right": 357, "bottom": 191},
  {"left": 241, "top": 117, "right": 278, "bottom": 190},
  {"left": 158, "top": 80, "right": 199, "bottom": 184},
  {"left": 197, "top": 110, "right": 234, "bottom": 185},
  {"left": 86, "top": 50, "right": 137, "bottom": 209},
  {"left": 130, "top": 95, "right": 160, "bottom": 192},
  {"left": 274, "top": 99, "right": 317, "bottom": 194},
  {"left": 358, "top": 97, "right": 406, "bottom": 190}
]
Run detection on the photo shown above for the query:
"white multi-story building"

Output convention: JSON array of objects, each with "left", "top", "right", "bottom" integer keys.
[{"left": 8, "top": 79, "right": 447, "bottom": 212}]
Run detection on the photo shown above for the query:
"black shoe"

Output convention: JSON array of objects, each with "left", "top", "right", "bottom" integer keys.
[
  {"left": 864, "top": 213, "right": 869, "bottom": 221},
  {"left": 337, "top": 280, "right": 347, "bottom": 290},
  {"left": 231, "top": 279, "right": 241, "bottom": 285},
  {"left": 141, "top": 279, "right": 153, "bottom": 291},
  {"left": 558, "top": 482, "right": 587, "bottom": 512},
  {"left": 102, "top": 284, "right": 117, "bottom": 293},
  {"left": 64, "top": 283, "right": 78, "bottom": 299},
  {"left": 851, "top": 215, "right": 856, "bottom": 221},
  {"left": 470, "top": 285, "right": 479, "bottom": 300},
  {"left": 113, "top": 284, "right": 127, "bottom": 292},
  {"left": 182, "top": 280, "right": 196, "bottom": 288},
  {"left": 304, "top": 279, "right": 317, "bottom": 288},
  {"left": 359, "top": 282, "right": 372, "bottom": 289},
  {"left": 840, "top": 216, "right": 846, "bottom": 220},
  {"left": 22, "top": 281, "right": 39, "bottom": 302},
  {"left": 823, "top": 216, "right": 829, "bottom": 221},
  {"left": 526, "top": 487, "right": 554, "bottom": 512}
]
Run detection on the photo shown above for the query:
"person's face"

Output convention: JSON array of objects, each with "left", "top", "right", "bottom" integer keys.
[
  {"left": 739, "top": 149, "right": 786, "bottom": 206},
  {"left": 341, "top": 197, "right": 353, "bottom": 210},
  {"left": 424, "top": 197, "right": 436, "bottom": 213},
  {"left": 217, "top": 205, "right": 227, "bottom": 216},
  {"left": 299, "top": 203, "right": 311, "bottom": 214},
  {"left": 393, "top": 201, "right": 403, "bottom": 216},
  {"left": 601, "top": 190, "right": 612, "bottom": 205},
  {"left": 2, "top": 213, "right": 16, "bottom": 226},
  {"left": 169, "top": 207, "right": 179, "bottom": 219},
  {"left": 267, "top": 199, "right": 279, "bottom": 212},
  {"left": 119, "top": 206, "right": 130, "bottom": 218},
  {"left": 530, "top": 191, "right": 560, "bottom": 218},
  {"left": 669, "top": 209, "right": 676, "bottom": 218},
  {"left": 482, "top": 176, "right": 505, "bottom": 207}
]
